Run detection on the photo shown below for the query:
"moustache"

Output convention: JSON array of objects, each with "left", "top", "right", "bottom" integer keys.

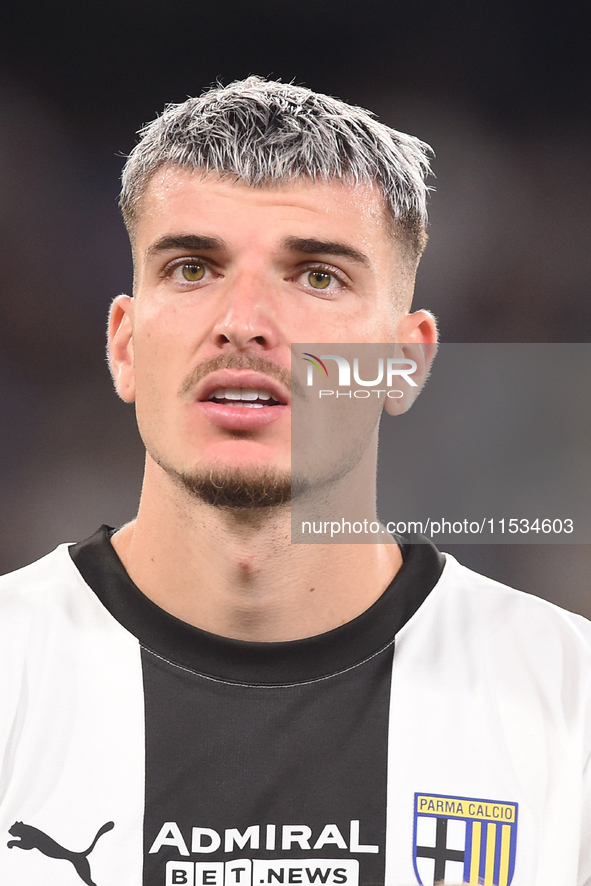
[{"left": 179, "top": 352, "right": 306, "bottom": 400}]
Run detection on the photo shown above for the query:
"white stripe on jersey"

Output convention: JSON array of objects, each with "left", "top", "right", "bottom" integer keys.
[
  {"left": 0, "top": 544, "right": 145, "bottom": 884},
  {"left": 384, "top": 554, "right": 591, "bottom": 886}
]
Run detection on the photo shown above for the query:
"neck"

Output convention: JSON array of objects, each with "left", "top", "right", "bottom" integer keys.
[{"left": 112, "top": 458, "right": 402, "bottom": 642}]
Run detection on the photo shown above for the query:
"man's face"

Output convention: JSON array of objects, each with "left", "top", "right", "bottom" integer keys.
[{"left": 109, "top": 168, "right": 434, "bottom": 505}]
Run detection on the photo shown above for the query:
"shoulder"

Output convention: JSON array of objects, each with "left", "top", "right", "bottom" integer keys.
[
  {"left": 397, "top": 552, "right": 591, "bottom": 697},
  {"left": 0, "top": 543, "right": 106, "bottom": 652},
  {"left": 436, "top": 553, "right": 591, "bottom": 644},
  {"left": 0, "top": 542, "right": 138, "bottom": 729},
  {"left": 0, "top": 543, "right": 81, "bottom": 603}
]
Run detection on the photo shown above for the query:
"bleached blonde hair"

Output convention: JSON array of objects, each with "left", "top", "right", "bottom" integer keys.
[{"left": 120, "top": 77, "right": 434, "bottom": 257}]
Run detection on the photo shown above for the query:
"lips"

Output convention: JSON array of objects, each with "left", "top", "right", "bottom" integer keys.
[
  {"left": 196, "top": 370, "right": 289, "bottom": 406},
  {"left": 193, "top": 370, "right": 289, "bottom": 430}
]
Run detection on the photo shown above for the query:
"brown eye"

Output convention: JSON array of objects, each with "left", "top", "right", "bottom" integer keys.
[
  {"left": 181, "top": 263, "right": 206, "bottom": 282},
  {"left": 308, "top": 271, "right": 331, "bottom": 290}
]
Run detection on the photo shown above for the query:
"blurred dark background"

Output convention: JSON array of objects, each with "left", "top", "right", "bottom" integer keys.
[{"left": 1, "top": 0, "right": 589, "bottom": 613}]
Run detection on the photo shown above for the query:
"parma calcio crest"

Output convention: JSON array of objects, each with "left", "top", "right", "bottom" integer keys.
[{"left": 413, "top": 792, "right": 518, "bottom": 886}]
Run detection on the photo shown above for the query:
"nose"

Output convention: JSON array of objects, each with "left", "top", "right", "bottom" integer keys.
[{"left": 211, "top": 270, "right": 280, "bottom": 351}]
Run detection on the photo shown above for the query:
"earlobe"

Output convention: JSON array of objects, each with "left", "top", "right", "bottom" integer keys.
[{"left": 108, "top": 295, "right": 136, "bottom": 403}]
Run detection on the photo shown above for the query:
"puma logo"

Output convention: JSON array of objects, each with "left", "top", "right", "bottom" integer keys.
[{"left": 7, "top": 819, "right": 114, "bottom": 885}]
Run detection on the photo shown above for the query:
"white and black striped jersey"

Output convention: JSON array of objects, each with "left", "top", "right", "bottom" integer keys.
[{"left": 1, "top": 527, "right": 591, "bottom": 886}]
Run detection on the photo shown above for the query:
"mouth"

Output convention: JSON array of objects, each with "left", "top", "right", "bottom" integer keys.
[
  {"left": 194, "top": 370, "right": 289, "bottom": 431},
  {"left": 197, "top": 370, "right": 289, "bottom": 407},
  {"left": 208, "top": 387, "right": 281, "bottom": 409}
]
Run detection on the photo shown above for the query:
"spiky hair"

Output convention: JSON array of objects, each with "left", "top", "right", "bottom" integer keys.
[{"left": 120, "top": 77, "right": 434, "bottom": 256}]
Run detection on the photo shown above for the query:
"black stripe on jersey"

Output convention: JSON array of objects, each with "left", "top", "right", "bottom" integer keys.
[
  {"left": 69, "top": 527, "right": 444, "bottom": 685},
  {"left": 140, "top": 631, "right": 395, "bottom": 886},
  {"left": 70, "top": 529, "right": 443, "bottom": 886}
]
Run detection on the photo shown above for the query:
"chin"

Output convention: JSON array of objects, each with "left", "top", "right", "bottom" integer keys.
[{"left": 170, "top": 463, "right": 293, "bottom": 509}]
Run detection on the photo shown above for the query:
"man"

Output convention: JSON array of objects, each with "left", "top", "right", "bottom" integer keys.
[{"left": 0, "top": 77, "right": 590, "bottom": 886}]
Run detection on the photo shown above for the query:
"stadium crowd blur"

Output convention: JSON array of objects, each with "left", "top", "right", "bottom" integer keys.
[{"left": 0, "top": 0, "right": 589, "bottom": 613}]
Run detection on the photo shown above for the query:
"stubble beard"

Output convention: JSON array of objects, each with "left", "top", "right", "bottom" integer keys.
[{"left": 172, "top": 464, "right": 294, "bottom": 509}]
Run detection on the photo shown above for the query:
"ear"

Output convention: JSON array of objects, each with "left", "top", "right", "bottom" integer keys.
[
  {"left": 108, "top": 295, "right": 136, "bottom": 403},
  {"left": 385, "top": 309, "right": 438, "bottom": 416}
]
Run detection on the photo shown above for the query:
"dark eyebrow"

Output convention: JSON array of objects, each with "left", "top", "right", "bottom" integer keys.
[
  {"left": 146, "top": 234, "right": 226, "bottom": 258},
  {"left": 282, "top": 236, "right": 371, "bottom": 268}
]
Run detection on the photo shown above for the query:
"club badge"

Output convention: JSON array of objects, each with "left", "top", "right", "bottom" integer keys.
[{"left": 413, "top": 793, "right": 518, "bottom": 886}]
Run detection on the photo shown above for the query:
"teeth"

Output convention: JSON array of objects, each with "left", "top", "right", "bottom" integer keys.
[
  {"left": 209, "top": 387, "right": 277, "bottom": 405},
  {"left": 224, "top": 388, "right": 242, "bottom": 400}
]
